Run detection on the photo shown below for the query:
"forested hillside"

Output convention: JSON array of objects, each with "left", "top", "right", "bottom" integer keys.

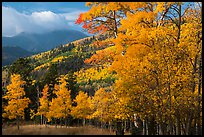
[{"left": 2, "top": 2, "right": 202, "bottom": 135}]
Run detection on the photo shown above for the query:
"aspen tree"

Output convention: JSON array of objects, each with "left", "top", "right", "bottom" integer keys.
[{"left": 3, "top": 74, "right": 30, "bottom": 130}]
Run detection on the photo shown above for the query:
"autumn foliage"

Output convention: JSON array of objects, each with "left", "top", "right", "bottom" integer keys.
[
  {"left": 47, "top": 76, "right": 72, "bottom": 122},
  {"left": 3, "top": 74, "right": 30, "bottom": 129},
  {"left": 2, "top": 2, "right": 202, "bottom": 135},
  {"left": 75, "top": 2, "right": 202, "bottom": 135}
]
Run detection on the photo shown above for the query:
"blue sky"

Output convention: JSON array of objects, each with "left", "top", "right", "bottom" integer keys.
[{"left": 2, "top": 2, "right": 90, "bottom": 37}]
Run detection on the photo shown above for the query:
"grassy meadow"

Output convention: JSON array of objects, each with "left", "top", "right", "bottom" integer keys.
[{"left": 2, "top": 124, "right": 116, "bottom": 135}]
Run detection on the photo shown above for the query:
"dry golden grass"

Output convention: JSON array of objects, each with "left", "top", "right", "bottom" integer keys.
[{"left": 2, "top": 124, "right": 115, "bottom": 135}]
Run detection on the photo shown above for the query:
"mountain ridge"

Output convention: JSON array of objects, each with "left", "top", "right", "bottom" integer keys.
[
  {"left": 2, "top": 29, "right": 88, "bottom": 52},
  {"left": 2, "top": 29, "right": 89, "bottom": 66},
  {"left": 2, "top": 46, "right": 35, "bottom": 66}
]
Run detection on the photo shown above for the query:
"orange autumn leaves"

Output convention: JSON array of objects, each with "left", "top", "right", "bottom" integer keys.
[
  {"left": 74, "top": 2, "right": 202, "bottom": 130},
  {"left": 75, "top": 13, "right": 107, "bottom": 34},
  {"left": 2, "top": 3, "right": 202, "bottom": 134},
  {"left": 84, "top": 46, "right": 116, "bottom": 66}
]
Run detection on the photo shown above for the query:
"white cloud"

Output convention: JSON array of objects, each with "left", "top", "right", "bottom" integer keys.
[
  {"left": 61, "top": 10, "right": 84, "bottom": 21},
  {"left": 2, "top": 6, "right": 29, "bottom": 36},
  {"left": 2, "top": 6, "right": 86, "bottom": 37},
  {"left": 30, "top": 11, "right": 68, "bottom": 32}
]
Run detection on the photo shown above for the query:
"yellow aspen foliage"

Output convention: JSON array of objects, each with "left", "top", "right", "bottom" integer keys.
[
  {"left": 36, "top": 84, "right": 50, "bottom": 118},
  {"left": 3, "top": 74, "right": 30, "bottom": 120},
  {"left": 51, "top": 56, "right": 68, "bottom": 63},
  {"left": 75, "top": 67, "right": 116, "bottom": 84},
  {"left": 90, "top": 88, "right": 114, "bottom": 122},
  {"left": 33, "top": 62, "right": 51, "bottom": 71},
  {"left": 30, "top": 109, "right": 36, "bottom": 120},
  {"left": 71, "top": 91, "right": 93, "bottom": 119},
  {"left": 47, "top": 75, "right": 72, "bottom": 122},
  {"left": 109, "top": 1, "right": 202, "bottom": 129},
  {"left": 74, "top": 2, "right": 202, "bottom": 134}
]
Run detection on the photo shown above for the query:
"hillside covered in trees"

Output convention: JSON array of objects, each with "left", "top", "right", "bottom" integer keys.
[{"left": 2, "top": 2, "right": 202, "bottom": 135}]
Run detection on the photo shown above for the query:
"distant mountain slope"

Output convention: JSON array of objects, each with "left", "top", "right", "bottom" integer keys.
[
  {"left": 2, "top": 30, "right": 88, "bottom": 52},
  {"left": 2, "top": 46, "right": 34, "bottom": 66},
  {"left": 2, "top": 33, "right": 115, "bottom": 99}
]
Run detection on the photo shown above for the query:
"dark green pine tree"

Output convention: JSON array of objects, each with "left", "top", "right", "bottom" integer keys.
[
  {"left": 8, "top": 57, "right": 35, "bottom": 120},
  {"left": 65, "top": 71, "right": 78, "bottom": 100},
  {"left": 40, "top": 63, "right": 58, "bottom": 101}
]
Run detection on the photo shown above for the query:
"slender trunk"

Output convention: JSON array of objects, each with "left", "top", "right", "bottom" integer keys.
[
  {"left": 67, "top": 117, "right": 70, "bottom": 127},
  {"left": 146, "top": 118, "right": 149, "bottom": 135},
  {"left": 173, "top": 125, "right": 177, "bottom": 135},
  {"left": 156, "top": 123, "right": 159, "bottom": 135},
  {"left": 143, "top": 120, "right": 146, "bottom": 135},
  {"left": 130, "top": 119, "right": 133, "bottom": 134},
  {"left": 192, "top": 55, "right": 198, "bottom": 93},
  {"left": 41, "top": 114, "right": 43, "bottom": 125},
  {"left": 116, "top": 120, "right": 124, "bottom": 135},
  {"left": 149, "top": 116, "right": 157, "bottom": 135},
  {"left": 169, "top": 121, "right": 174, "bottom": 135},
  {"left": 124, "top": 120, "right": 126, "bottom": 133},
  {"left": 78, "top": 119, "right": 79, "bottom": 126},
  {"left": 163, "top": 123, "right": 167, "bottom": 135},
  {"left": 65, "top": 118, "right": 67, "bottom": 128},
  {"left": 60, "top": 118, "right": 62, "bottom": 127},
  {"left": 177, "top": 4, "right": 181, "bottom": 43},
  {"left": 160, "top": 122, "right": 166, "bottom": 135},
  {"left": 158, "top": 110, "right": 165, "bottom": 135},
  {"left": 176, "top": 110, "right": 181, "bottom": 135},
  {"left": 101, "top": 120, "right": 102, "bottom": 129},
  {"left": 167, "top": 72, "right": 173, "bottom": 135},
  {"left": 158, "top": 123, "right": 161, "bottom": 135},
  {"left": 182, "top": 123, "right": 186, "bottom": 135},
  {"left": 113, "top": 10, "right": 118, "bottom": 38},
  {"left": 158, "top": 6, "right": 170, "bottom": 27},
  {"left": 187, "top": 112, "right": 193, "bottom": 135},
  {"left": 159, "top": 124, "right": 162, "bottom": 135},
  {"left": 45, "top": 117, "right": 47, "bottom": 127},
  {"left": 17, "top": 116, "right": 20, "bottom": 130},
  {"left": 67, "top": 118, "right": 68, "bottom": 127},
  {"left": 109, "top": 121, "right": 112, "bottom": 132},
  {"left": 83, "top": 118, "right": 85, "bottom": 126},
  {"left": 192, "top": 118, "right": 197, "bottom": 135},
  {"left": 186, "top": 55, "right": 199, "bottom": 135},
  {"left": 197, "top": 51, "right": 202, "bottom": 135}
]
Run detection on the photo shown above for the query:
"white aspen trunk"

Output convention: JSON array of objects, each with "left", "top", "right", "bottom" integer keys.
[
  {"left": 41, "top": 115, "right": 43, "bottom": 125},
  {"left": 83, "top": 118, "right": 85, "bottom": 126},
  {"left": 124, "top": 120, "right": 126, "bottom": 133},
  {"left": 109, "top": 121, "right": 112, "bottom": 133},
  {"left": 143, "top": 120, "right": 145, "bottom": 135},
  {"left": 147, "top": 120, "right": 149, "bottom": 135}
]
